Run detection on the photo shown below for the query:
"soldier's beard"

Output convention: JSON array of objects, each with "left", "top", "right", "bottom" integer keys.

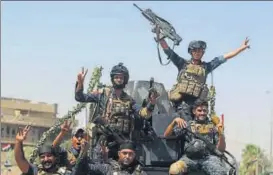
[
  {"left": 197, "top": 115, "right": 207, "bottom": 122},
  {"left": 42, "top": 161, "right": 54, "bottom": 170},
  {"left": 121, "top": 158, "right": 132, "bottom": 166},
  {"left": 113, "top": 83, "right": 124, "bottom": 89}
]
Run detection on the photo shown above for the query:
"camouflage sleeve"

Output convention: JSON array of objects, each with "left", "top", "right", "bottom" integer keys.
[
  {"left": 88, "top": 163, "right": 112, "bottom": 174},
  {"left": 163, "top": 48, "right": 186, "bottom": 71},
  {"left": 206, "top": 55, "right": 227, "bottom": 74},
  {"left": 131, "top": 99, "right": 153, "bottom": 120},
  {"left": 75, "top": 82, "right": 99, "bottom": 102}
]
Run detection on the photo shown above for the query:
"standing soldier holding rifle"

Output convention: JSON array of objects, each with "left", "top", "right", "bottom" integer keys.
[
  {"left": 133, "top": 4, "right": 250, "bottom": 122},
  {"left": 158, "top": 35, "right": 250, "bottom": 122}
]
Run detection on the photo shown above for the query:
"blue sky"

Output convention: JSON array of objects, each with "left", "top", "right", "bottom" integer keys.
[{"left": 2, "top": 1, "right": 273, "bottom": 160}]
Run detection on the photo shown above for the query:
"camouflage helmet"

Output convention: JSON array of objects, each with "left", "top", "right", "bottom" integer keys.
[
  {"left": 110, "top": 62, "right": 129, "bottom": 88},
  {"left": 38, "top": 145, "right": 57, "bottom": 156},
  {"left": 188, "top": 40, "right": 207, "bottom": 54}
]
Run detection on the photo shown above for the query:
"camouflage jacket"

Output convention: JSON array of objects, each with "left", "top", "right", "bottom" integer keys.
[
  {"left": 74, "top": 159, "right": 146, "bottom": 175},
  {"left": 22, "top": 164, "right": 71, "bottom": 175}
]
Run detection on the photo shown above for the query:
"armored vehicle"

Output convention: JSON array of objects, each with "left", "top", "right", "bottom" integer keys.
[{"left": 122, "top": 80, "right": 237, "bottom": 175}]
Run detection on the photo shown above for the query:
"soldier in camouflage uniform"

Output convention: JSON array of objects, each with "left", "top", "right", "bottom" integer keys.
[
  {"left": 75, "top": 63, "right": 159, "bottom": 162},
  {"left": 14, "top": 125, "right": 72, "bottom": 175},
  {"left": 164, "top": 101, "right": 227, "bottom": 175},
  {"left": 158, "top": 36, "right": 250, "bottom": 122},
  {"left": 74, "top": 141, "right": 147, "bottom": 175},
  {"left": 52, "top": 120, "right": 89, "bottom": 174}
]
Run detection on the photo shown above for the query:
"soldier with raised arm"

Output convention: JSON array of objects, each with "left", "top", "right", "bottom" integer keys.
[
  {"left": 52, "top": 120, "right": 90, "bottom": 174},
  {"left": 14, "top": 125, "right": 72, "bottom": 175},
  {"left": 74, "top": 63, "right": 159, "bottom": 162},
  {"left": 73, "top": 141, "right": 147, "bottom": 175},
  {"left": 158, "top": 35, "right": 250, "bottom": 122}
]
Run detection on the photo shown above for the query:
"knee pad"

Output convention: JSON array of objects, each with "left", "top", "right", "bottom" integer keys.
[{"left": 169, "top": 160, "right": 187, "bottom": 175}]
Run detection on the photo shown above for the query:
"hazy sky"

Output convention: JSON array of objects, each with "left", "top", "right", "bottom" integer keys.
[{"left": 2, "top": 1, "right": 273, "bottom": 160}]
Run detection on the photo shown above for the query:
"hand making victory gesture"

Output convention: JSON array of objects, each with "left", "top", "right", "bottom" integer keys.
[
  {"left": 16, "top": 125, "right": 31, "bottom": 143},
  {"left": 77, "top": 67, "right": 88, "bottom": 85}
]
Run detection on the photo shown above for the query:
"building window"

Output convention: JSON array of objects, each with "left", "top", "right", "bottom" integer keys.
[
  {"left": 1, "top": 127, "right": 4, "bottom": 137},
  {"left": 12, "top": 128, "right": 16, "bottom": 136},
  {"left": 6, "top": 126, "right": 10, "bottom": 135},
  {"left": 20, "top": 110, "right": 29, "bottom": 116}
]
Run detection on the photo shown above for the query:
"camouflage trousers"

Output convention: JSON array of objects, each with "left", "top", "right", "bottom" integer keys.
[{"left": 179, "top": 155, "right": 229, "bottom": 175}]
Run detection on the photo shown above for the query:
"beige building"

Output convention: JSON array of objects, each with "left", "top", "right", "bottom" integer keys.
[{"left": 1, "top": 97, "right": 70, "bottom": 147}]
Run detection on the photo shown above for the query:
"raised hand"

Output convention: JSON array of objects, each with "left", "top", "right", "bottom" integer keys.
[
  {"left": 241, "top": 37, "right": 250, "bottom": 49},
  {"left": 61, "top": 120, "right": 72, "bottom": 132},
  {"left": 217, "top": 114, "right": 224, "bottom": 135},
  {"left": 149, "top": 89, "right": 160, "bottom": 104},
  {"left": 77, "top": 67, "right": 88, "bottom": 85},
  {"left": 16, "top": 125, "right": 31, "bottom": 142}
]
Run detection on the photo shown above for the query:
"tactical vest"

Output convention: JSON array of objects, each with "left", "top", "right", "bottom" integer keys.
[
  {"left": 37, "top": 165, "right": 71, "bottom": 175},
  {"left": 110, "top": 160, "right": 143, "bottom": 175},
  {"left": 184, "top": 120, "right": 216, "bottom": 159},
  {"left": 189, "top": 120, "right": 216, "bottom": 143},
  {"left": 104, "top": 90, "right": 133, "bottom": 135},
  {"left": 169, "top": 61, "right": 209, "bottom": 102}
]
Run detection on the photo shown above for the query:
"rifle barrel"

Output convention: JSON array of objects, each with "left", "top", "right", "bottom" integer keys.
[{"left": 133, "top": 3, "right": 144, "bottom": 12}]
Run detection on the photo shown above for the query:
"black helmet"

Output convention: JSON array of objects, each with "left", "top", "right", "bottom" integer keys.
[
  {"left": 110, "top": 62, "right": 129, "bottom": 89},
  {"left": 188, "top": 40, "right": 207, "bottom": 54}
]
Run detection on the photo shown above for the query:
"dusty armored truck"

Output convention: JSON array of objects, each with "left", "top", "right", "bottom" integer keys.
[
  {"left": 123, "top": 80, "right": 238, "bottom": 175},
  {"left": 88, "top": 80, "right": 238, "bottom": 175}
]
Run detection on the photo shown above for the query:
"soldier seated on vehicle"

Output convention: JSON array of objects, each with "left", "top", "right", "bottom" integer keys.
[
  {"left": 52, "top": 120, "right": 90, "bottom": 174},
  {"left": 14, "top": 125, "right": 72, "bottom": 175},
  {"left": 167, "top": 90, "right": 223, "bottom": 128},
  {"left": 74, "top": 63, "right": 159, "bottom": 162},
  {"left": 164, "top": 100, "right": 227, "bottom": 175},
  {"left": 74, "top": 141, "right": 147, "bottom": 175}
]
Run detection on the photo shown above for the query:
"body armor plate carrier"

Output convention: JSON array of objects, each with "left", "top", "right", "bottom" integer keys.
[
  {"left": 169, "top": 61, "right": 209, "bottom": 102},
  {"left": 107, "top": 99, "right": 133, "bottom": 135}
]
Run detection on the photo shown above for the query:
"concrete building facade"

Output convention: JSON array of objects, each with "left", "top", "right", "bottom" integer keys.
[{"left": 1, "top": 97, "right": 61, "bottom": 147}]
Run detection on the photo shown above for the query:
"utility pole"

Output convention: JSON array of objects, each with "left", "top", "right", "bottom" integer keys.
[
  {"left": 270, "top": 99, "right": 273, "bottom": 160},
  {"left": 266, "top": 90, "right": 273, "bottom": 159}
]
